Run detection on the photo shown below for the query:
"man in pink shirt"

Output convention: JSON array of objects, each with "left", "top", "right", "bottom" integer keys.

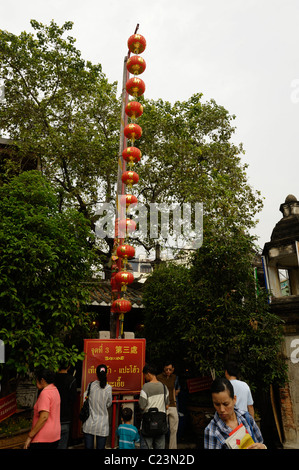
[{"left": 24, "top": 369, "right": 61, "bottom": 449}]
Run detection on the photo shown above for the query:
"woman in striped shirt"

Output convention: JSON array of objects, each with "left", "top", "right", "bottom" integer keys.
[
  {"left": 204, "top": 377, "right": 266, "bottom": 449},
  {"left": 82, "top": 364, "right": 112, "bottom": 449}
]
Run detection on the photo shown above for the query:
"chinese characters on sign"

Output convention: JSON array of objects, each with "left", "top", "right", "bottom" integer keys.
[{"left": 81, "top": 339, "right": 146, "bottom": 395}]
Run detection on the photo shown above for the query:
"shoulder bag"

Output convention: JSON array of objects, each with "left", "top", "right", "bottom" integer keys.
[
  {"left": 79, "top": 382, "right": 92, "bottom": 423},
  {"left": 141, "top": 384, "right": 168, "bottom": 437}
]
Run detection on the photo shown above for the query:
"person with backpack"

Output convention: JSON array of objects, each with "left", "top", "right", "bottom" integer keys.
[{"left": 138, "top": 364, "right": 169, "bottom": 449}]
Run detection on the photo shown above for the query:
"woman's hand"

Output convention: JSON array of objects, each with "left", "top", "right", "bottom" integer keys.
[
  {"left": 23, "top": 436, "right": 32, "bottom": 449},
  {"left": 247, "top": 442, "right": 267, "bottom": 449},
  {"left": 23, "top": 410, "right": 49, "bottom": 449}
]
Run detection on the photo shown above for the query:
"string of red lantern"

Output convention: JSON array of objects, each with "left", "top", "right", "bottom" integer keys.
[{"left": 111, "top": 32, "right": 147, "bottom": 337}]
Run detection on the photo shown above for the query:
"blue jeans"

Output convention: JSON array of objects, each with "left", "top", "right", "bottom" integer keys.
[
  {"left": 57, "top": 422, "right": 70, "bottom": 449},
  {"left": 140, "top": 432, "right": 165, "bottom": 449},
  {"left": 84, "top": 432, "right": 107, "bottom": 449}
]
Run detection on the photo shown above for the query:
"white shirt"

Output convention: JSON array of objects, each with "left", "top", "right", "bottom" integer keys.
[
  {"left": 230, "top": 379, "right": 253, "bottom": 413},
  {"left": 82, "top": 381, "right": 112, "bottom": 436}
]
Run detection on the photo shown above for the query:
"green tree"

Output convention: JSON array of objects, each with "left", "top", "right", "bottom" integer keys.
[
  {"left": 143, "top": 226, "right": 287, "bottom": 392},
  {"left": 0, "top": 21, "right": 263, "bottom": 262},
  {"left": 137, "top": 94, "right": 263, "bottom": 232},
  {"left": 0, "top": 171, "right": 97, "bottom": 391},
  {"left": 0, "top": 20, "right": 120, "bottom": 270}
]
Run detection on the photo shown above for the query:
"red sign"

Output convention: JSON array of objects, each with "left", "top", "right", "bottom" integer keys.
[
  {"left": 81, "top": 339, "right": 146, "bottom": 395},
  {"left": 0, "top": 392, "right": 17, "bottom": 423},
  {"left": 187, "top": 376, "right": 213, "bottom": 393}
]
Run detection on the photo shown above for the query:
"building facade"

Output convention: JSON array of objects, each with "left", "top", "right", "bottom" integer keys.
[{"left": 262, "top": 194, "right": 299, "bottom": 448}]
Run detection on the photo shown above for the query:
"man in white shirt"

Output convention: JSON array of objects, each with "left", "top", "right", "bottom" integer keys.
[
  {"left": 224, "top": 361, "right": 254, "bottom": 418},
  {"left": 139, "top": 364, "right": 169, "bottom": 449}
]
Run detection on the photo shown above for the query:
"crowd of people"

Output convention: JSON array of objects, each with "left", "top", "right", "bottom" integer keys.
[{"left": 23, "top": 360, "right": 267, "bottom": 450}]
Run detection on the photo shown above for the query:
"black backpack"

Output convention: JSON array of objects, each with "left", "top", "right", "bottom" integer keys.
[{"left": 141, "top": 385, "right": 168, "bottom": 437}]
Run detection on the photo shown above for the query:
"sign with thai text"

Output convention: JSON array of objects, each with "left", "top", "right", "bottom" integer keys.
[
  {"left": 0, "top": 392, "right": 17, "bottom": 423},
  {"left": 81, "top": 339, "right": 146, "bottom": 395},
  {"left": 187, "top": 376, "right": 213, "bottom": 393}
]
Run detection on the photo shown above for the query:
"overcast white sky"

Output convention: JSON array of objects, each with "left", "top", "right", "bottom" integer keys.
[{"left": 1, "top": 0, "right": 299, "bottom": 250}]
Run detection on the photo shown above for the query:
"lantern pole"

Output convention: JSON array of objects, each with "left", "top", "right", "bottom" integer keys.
[{"left": 110, "top": 24, "right": 139, "bottom": 339}]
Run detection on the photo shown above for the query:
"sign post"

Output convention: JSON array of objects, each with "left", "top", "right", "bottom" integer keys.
[
  {"left": 81, "top": 338, "right": 146, "bottom": 394},
  {"left": 81, "top": 338, "right": 146, "bottom": 447}
]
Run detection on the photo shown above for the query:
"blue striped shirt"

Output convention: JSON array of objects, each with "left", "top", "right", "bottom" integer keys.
[
  {"left": 117, "top": 423, "right": 140, "bottom": 449},
  {"left": 204, "top": 408, "right": 264, "bottom": 449}
]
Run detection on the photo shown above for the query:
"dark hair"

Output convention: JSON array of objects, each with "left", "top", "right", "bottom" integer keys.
[
  {"left": 35, "top": 368, "right": 56, "bottom": 384},
  {"left": 121, "top": 407, "right": 133, "bottom": 422},
  {"left": 225, "top": 361, "right": 239, "bottom": 378},
  {"left": 142, "top": 364, "right": 157, "bottom": 376},
  {"left": 210, "top": 377, "right": 234, "bottom": 399},
  {"left": 96, "top": 364, "right": 107, "bottom": 388},
  {"left": 163, "top": 360, "right": 174, "bottom": 368}
]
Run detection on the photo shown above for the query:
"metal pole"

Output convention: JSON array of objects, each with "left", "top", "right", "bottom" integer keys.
[
  {"left": 110, "top": 24, "right": 139, "bottom": 339},
  {"left": 109, "top": 56, "right": 128, "bottom": 339}
]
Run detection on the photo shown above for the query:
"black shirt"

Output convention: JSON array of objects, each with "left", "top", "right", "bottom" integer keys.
[{"left": 55, "top": 373, "right": 77, "bottom": 423}]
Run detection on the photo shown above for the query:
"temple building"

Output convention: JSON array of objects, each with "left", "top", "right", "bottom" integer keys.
[{"left": 262, "top": 194, "right": 299, "bottom": 448}]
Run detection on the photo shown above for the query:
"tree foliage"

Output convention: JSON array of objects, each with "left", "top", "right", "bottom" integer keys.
[
  {"left": 0, "top": 20, "right": 120, "bottom": 228},
  {"left": 0, "top": 171, "right": 97, "bottom": 385},
  {"left": 137, "top": 94, "right": 263, "bottom": 233},
  {"left": 0, "top": 20, "right": 263, "bottom": 260},
  {"left": 143, "top": 226, "right": 287, "bottom": 391},
  {"left": 0, "top": 21, "right": 283, "bottom": 394}
]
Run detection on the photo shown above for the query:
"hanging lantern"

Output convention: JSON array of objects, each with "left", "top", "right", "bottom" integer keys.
[
  {"left": 127, "top": 55, "right": 146, "bottom": 75},
  {"left": 124, "top": 123, "right": 142, "bottom": 141},
  {"left": 115, "top": 271, "right": 134, "bottom": 290},
  {"left": 125, "top": 101, "right": 144, "bottom": 119},
  {"left": 122, "top": 170, "right": 139, "bottom": 186},
  {"left": 110, "top": 276, "right": 119, "bottom": 293},
  {"left": 126, "top": 77, "right": 146, "bottom": 97},
  {"left": 128, "top": 34, "right": 146, "bottom": 54},
  {"left": 112, "top": 298, "right": 132, "bottom": 313},
  {"left": 119, "top": 194, "right": 138, "bottom": 208},
  {"left": 118, "top": 218, "right": 137, "bottom": 237},
  {"left": 117, "top": 244, "right": 135, "bottom": 260},
  {"left": 122, "top": 146, "right": 141, "bottom": 164}
]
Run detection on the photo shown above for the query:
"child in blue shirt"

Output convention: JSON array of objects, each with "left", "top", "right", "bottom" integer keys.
[{"left": 117, "top": 407, "right": 140, "bottom": 449}]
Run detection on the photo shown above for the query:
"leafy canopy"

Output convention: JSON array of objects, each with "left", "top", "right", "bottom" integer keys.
[
  {"left": 0, "top": 20, "right": 263, "bottom": 262},
  {"left": 0, "top": 170, "right": 97, "bottom": 378},
  {"left": 143, "top": 226, "right": 287, "bottom": 391}
]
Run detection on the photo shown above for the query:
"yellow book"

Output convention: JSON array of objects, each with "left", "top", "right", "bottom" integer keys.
[{"left": 225, "top": 423, "right": 255, "bottom": 449}]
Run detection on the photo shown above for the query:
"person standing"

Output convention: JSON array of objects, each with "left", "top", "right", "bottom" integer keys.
[
  {"left": 139, "top": 364, "right": 169, "bottom": 449},
  {"left": 55, "top": 363, "right": 77, "bottom": 449},
  {"left": 82, "top": 364, "right": 112, "bottom": 449},
  {"left": 157, "top": 361, "right": 179, "bottom": 449},
  {"left": 24, "top": 368, "right": 61, "bottom": 449},
  {"left": 204, "top": 377, "right": 266, "bottom": 449},
  {"left": 117, "top": 407, "right": 140, "bottom": 449},
  {"left": 224, "top": 361, "right": 254, "bottom": 418}
]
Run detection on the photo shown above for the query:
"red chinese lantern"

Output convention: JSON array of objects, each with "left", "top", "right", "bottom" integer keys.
[
  {"left": 117, "top": 244, "right": 135, "bottom": 260},
  {"left": 110, "top": 276, "right": 119, "bottom": 293},
  {"left": 119, "top": 194, "right": 138, "bottom": 208},
  {"left": 125, "top": 101, "right": 144, "bottom": 119},
  {"left": 122, "top": 146, "right": 141, "bottom": 164},
  {"left": 124, "top": 123, "right": 142, "bottom": 141},
  {"left": 126, "top": 77, "right": 146, "bottom": 97},
  {"left": 128, "top": 34, "right": 146, "bottom": 54},
  {"left": 127, "top": 55, "right": 146, "bottom": 75},
  {"left": 122, "top": 170, "right": 139, "bottom": 186},
  {"left": 112, "top": 298, "right": 132, "bottom": 313},
  {"left": 118, "top": 218, "right": 137, "bottom": 236},
  {"left": 115, "top": 271, "right": 134, "bottom": 290}
]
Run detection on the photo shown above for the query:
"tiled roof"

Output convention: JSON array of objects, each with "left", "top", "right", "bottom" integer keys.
[{"left": 89, "top": 281, "right": 144, "bottom": 308}]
